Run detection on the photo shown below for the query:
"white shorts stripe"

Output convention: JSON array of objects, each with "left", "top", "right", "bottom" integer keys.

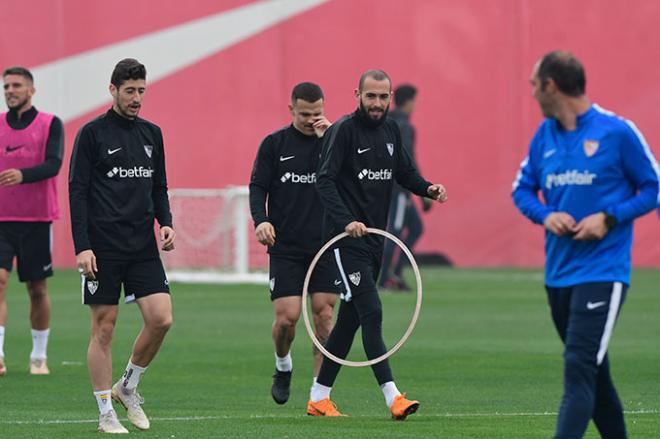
[
  {"left": 597, "top": 282, "right": 623, "bottom": 365},
  {"left": 393, "top": 193, "right": 406, "bottom": 230},
  {"left": 80, "top": 275, "right": 85, "bottom": 305},
  {"left": 333, "top": 248, "right": 352, "bottom": 302}
]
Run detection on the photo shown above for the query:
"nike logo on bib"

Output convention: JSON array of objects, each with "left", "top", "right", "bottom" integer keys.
[{"left": 586, "top": 301, "right": 607, "bottom": 310}]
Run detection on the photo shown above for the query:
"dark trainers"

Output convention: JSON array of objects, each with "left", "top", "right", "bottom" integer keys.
[{"left": 271, "top": 369, "right": 292, "bottom": 404}]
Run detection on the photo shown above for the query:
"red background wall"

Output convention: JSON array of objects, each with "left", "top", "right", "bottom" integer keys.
[{"left": 1, "top": 0, "right": 659, "bottom": 268}]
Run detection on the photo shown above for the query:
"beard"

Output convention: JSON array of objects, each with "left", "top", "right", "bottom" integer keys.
[
  {"left": 358, "top": 100, "right": 389, "bottom": 128},
  {"left": 6, "top": 95, "right": 30, "bottom": 112},
  {"left": 116, "top": 101, "right": 141, "bottom": 119}
]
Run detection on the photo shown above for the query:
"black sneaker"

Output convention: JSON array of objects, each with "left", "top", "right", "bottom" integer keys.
[{"left": 271, "top": 369, "right": 292, "bottom": 404}]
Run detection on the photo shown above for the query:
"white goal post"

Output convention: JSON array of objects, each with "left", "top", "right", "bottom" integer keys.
[{"left": 162, "top": 186, "right": 269, "bottom": 284}]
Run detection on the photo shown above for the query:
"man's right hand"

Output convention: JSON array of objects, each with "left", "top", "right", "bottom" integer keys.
[
  {"left": 255, "top": 222, "right": 276, "bottom": 246},
  {"left": 76, "top": 249, "right": 98, "bottom": 280},
  {"left": 345, "top": 221, "right": 368, "bottom": 238},
  {"left": 543, "top": 212, "right": 577, "bottom": 237}
]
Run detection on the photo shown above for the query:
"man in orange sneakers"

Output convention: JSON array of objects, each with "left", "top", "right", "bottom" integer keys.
[{"left": 308, "top": 69, "right": 447, "bottom": 420}]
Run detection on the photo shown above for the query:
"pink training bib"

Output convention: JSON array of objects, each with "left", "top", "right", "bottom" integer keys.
[{"left": 0, "top": 111, "right": 59, "bottom": 221}]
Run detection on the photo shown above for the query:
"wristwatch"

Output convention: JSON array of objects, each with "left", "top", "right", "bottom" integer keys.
[{"left": 603, "top": 212, "right": 617, "bottom": 230}]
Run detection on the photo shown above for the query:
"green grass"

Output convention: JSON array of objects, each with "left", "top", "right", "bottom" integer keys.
[{"left": 1, "top": 268, "right": 659, "bottom": 438}]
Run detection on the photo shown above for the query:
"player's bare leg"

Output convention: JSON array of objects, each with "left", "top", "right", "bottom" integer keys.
[
  {"left": 311, "top": 292, "right": 336, "bottom": 376},
  {"left": 112, "top": 293, "right": 172, "bottom": 431},
  {"left": 88, "top": 304, "right": 127, "bottom": 433},
  {"left": 0, "top": 269, "right": 8, "bottom": 376},
  {"left": 26, "top": 279, "right": 50, "bottom": 374},
  {"left": 270, "top": 296, "right": 300, "bottom": 404}
]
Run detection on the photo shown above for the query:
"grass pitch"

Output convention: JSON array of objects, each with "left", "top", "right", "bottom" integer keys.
[{"left": 1, "top": 268, "right": 659, "bottom": 438}]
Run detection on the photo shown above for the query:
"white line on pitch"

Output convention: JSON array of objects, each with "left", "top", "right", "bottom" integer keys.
[{"left": 3, "top": 410, "right": 659, "bottom": 425}]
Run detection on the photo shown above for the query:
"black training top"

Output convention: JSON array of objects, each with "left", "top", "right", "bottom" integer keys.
[
  {"left": 68, "top": 109, "right": 172, "bottom": 259},
  {"left": 316, "top": 109, "right": 431, "bottom": 252},
  {"left": 249, "top": 124, "right": 324, "bottom": 256},
  {"left": 5, "top": 107, "right": 64, "bottom": 183}
]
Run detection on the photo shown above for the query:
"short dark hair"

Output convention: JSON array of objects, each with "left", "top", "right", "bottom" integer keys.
[
  {"left": 3, "top": 66, "right": 34, "bottom": 83},
  {"left": 291, "top": 82, "right": 324, "bottom": 104},
  {"left": 358, "top": 69, "right": 391, "bottom": 91},
  {"left": 394, "top": 84, "right": 417, "bottom": 107},
  {"left": 111, "top": 58, "right": 146, "bottom": 88},
  {"left": 538, "top": 51, "right": 586, "bottom": 97}
]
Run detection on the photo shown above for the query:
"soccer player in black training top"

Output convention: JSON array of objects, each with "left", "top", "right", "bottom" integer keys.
[
  {"left": 69, "top": 59, "right": 175, "bottom": 434},
  {"left": 307, "top": 70, "right": 447, "bottom": 420},
  {"left": 250, "top": 82, "right": 339, "bottom": 405}
]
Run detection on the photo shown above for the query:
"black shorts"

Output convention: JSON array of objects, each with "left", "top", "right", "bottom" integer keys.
[
  {"left": 330, "top": 246, "right": 381, "bottom": 301},
  {"left": 0, "top": 222, "right": 53, "bottom": 282},
  {"left": 82, "top": 257, "right": 170, "bottom": 305},
  {"left": 269, "top": 254, "right": 342, "bottom": 301}
]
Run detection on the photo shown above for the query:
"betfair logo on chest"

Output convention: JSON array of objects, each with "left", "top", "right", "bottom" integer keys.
[
  {"left": 358, "top": 168, "right": 392, "bottom": 181},
  {"left": 545, "top": 170, "right": 596, "bottom": 189},
  {"left": 280, "top": 172, "right": 316, "bottom": 184},
  {"left": 106, "top": 166, "right": 154, "bottom": 179}
]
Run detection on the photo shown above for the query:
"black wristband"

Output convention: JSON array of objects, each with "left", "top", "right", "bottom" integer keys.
[{"left": 603, "top": 212, "right": 617, "bottom": 229}]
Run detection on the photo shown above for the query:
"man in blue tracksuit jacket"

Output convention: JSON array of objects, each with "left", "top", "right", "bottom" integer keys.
[{"left": 512, "top": 51, "right": 660, "bottom": 439}]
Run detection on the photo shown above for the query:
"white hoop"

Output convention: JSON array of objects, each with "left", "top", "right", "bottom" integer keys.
[{"left": 302, "top": 228, "right": 422, "bottom": 367}]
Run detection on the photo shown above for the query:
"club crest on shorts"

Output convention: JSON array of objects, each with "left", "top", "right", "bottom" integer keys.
[
  {"left": 583, "top": 140, "right": 599, "bottom": 157},
  {"left": 270, "top": 277, "right": 275, "bottom": 292},
  {"left": 144, "top": 144, "right": 153, "bottom": 158},
  {"left": 349, "top": 271, "right": 361, "bottom": 286},
  {"left": 87, "top": 280, "right": 99, "bottom": 295},
  {"left": 386, "top": 143, "right": 394, "bottom": 156}
]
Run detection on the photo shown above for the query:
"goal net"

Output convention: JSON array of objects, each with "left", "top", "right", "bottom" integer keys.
[{"left": 162, "top": 186, "right": 269, "bottom": 284}]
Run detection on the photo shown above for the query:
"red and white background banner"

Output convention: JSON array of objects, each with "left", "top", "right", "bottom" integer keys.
[{"left": 1, "top": 0, "right": 659, "bottom": 268}]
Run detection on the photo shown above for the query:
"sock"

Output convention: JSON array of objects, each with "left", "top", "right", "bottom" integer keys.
[
  {"left": 30, "top": 328, "right": 50, "bottom": 360},
  {"left": 0, "top": 326, "right": 5, "bottom": 358},
  {"left": 119, "top": 360, "right": 147, "bottom": 393},
  {"left": 312, "top": 376, "right": 318, "bottom": 386},
  {"left": 381, "top": 381, "right": 401, "bottom": 407},
  {"left": 275, "top": 352, "right": 292, "bottom": 372},
  {"left": 310, "top": 382, "right": 332, "bottom": 402},
  {"left": 94, "top": 390, "right": 113, "bottom": 415}
]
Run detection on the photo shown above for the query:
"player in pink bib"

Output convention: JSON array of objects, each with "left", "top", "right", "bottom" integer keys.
[{"left": 0, "top": 66, "right": 64, "bottom": 377}]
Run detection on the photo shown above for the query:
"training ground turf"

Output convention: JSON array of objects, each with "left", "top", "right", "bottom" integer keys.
[{"left": 1, "top": 268, "right": 659, "bottom": 438}]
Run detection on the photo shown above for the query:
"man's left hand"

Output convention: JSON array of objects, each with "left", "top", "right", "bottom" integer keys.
[
  {"left": 313, "top": 117, "right": 332, "bottom": 138},
  {"left": 160, "top": 226, "right": 176, "bottom": 251},
  {"left": 0, "top": 169, "right": 23, "bottom": 186},
  {"left": 427, "top": 184, "right": 448, "bottom": 203},
  {"left": 572, "top": 212, "right": 608, "bottom": 241}
]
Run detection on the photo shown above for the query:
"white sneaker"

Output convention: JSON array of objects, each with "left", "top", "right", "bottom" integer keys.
[
  {"left": 29, "top": 358, "right": 50, "bottom": 375},
  {"left": 98, "top": 410, "right": 128, "bottom": 434},
  {"left": 112, "top": 383, "right": 150, "bottom": 430}
]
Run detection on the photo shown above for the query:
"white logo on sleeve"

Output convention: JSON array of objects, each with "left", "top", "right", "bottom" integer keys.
[
  {"left": 87, "top": 280, "right": 99, "bottom": 295},
  {"left": 386, "top": 143, "right": 394, "bottom": 156},
  {"left": 349, "top": 272, "right": 361, "bottom": 286},
  {"left": 108, "top": 147, "right": 122, "bottom": 155},
  {"left": 357, "top": 147, "right": 371, "bottom": 154},
  {"left": 586, "top": 301, "right": 607, "bottom": 310},
  {"left": 280, "top": 155, "right": 295, "bottom": 162}
]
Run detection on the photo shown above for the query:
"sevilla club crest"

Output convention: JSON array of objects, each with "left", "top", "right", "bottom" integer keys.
[{"left": 583, "top": 140, "right": 599, "bottom": 158}]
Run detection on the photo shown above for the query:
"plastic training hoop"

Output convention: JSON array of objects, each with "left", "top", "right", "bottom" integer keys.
[{"left": 302, "top": 228, "right": 422, "bottom": 367}]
